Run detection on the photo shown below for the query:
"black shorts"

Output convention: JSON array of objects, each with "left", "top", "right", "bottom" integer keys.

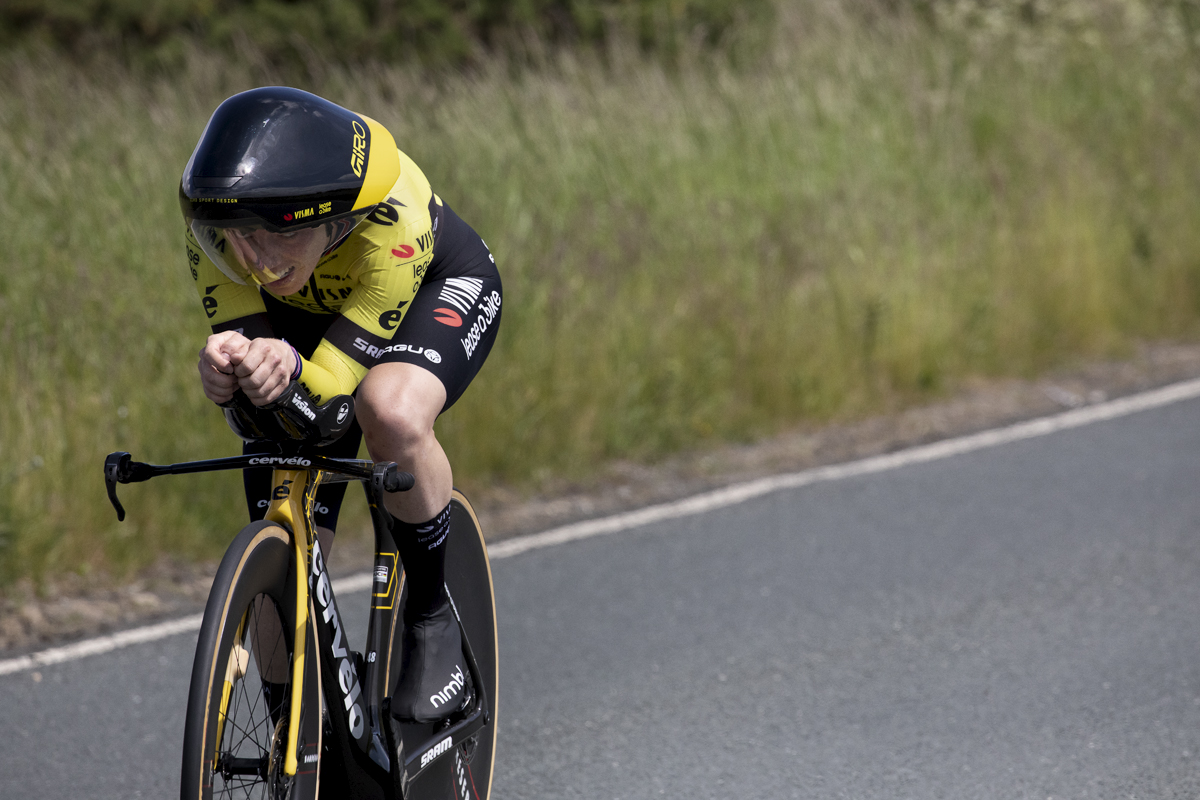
[{"left": 243, "top": 203, "right": 502, "bottom": 530}]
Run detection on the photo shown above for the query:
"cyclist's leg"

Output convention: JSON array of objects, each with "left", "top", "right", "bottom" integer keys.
[
  {"left": 355, "top": 267, "right": 501, "bottom": 723},
  {"left": 355, "top": 239, "right": 501, "bottom": 617},
  {"left": 357, "top": 364, "right": 450, "bottom": 524}
]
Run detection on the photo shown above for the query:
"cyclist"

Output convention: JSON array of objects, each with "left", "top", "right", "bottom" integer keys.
[{"left": 179, "top": 86, "right": 501, "bottom": 725}]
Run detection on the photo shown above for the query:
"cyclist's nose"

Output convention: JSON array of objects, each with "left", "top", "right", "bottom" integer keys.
[{"left": 249, "top": 246, "right": 289, "bottom": 282}]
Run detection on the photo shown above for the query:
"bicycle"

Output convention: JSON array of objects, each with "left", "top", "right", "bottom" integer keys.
[{"left": 103, "top": 383, "right": 498, "bottom": 800}]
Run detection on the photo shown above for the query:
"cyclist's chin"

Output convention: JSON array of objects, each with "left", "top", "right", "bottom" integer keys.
[{"left": 260, "top": 265, "right": 310, "bottom": 295}]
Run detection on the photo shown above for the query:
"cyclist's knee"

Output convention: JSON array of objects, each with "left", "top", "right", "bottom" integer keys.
[
  {"left": 360, "top": 398, "right": 432, "bottom": 454},
  {"left": 357, "top": 364, "right": 445, "bottom": 456}
]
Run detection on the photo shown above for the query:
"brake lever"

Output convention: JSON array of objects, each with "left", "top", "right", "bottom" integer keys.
[
  {"left": 103, "top": 451, "right": 156, "bottom": 522},
  {"left": 104, "top": 452, "right": 131, "bottom": 521}
]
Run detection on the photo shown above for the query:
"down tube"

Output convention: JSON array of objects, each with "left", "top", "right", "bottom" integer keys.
[{"left": 309, "top": 537, "right": 372, "bottom": 753}]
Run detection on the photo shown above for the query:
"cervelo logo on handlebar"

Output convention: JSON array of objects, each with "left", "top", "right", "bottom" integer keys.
[{"left": 247, "top": 456, "right": 312, "bottom": 467}]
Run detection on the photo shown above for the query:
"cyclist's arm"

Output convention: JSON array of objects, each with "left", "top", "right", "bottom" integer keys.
[
  {"left": 188, "top": 226, "right": 282, "bottom": 403},
  {"left": 292, "top": 219, "right": 433, "bottom": 404}
]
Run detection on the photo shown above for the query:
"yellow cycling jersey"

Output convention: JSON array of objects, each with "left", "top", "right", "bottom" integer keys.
[{"left": 186, "top": 148, "right": 442, "bottom": 405}]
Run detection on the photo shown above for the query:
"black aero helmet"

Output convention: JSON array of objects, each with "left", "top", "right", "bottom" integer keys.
[{"left": 180, "top": 87, "right": 400, "bottom": 285}]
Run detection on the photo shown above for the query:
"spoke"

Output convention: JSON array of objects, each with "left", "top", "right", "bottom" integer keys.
[{"left": 211, "top": 594, "right": 292, "bottom": 800}]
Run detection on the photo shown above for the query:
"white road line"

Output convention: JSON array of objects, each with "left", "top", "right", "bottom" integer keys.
[
  {"left": 4, "top": 376, "right": 1200, "bottom": 677},
  {"left": 0, "top": 575, "right": 370, "bottom": 677},
  {"left": 488, "top": 376, "right": 1200, "bottom": 558}
]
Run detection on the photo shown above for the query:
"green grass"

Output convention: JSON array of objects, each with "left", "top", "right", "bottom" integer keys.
[{"left": 4, "top": 0, "right": 1200, "bottom": 588}]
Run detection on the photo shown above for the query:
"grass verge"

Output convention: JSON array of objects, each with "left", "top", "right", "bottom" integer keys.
[{"left": 3, "top": 0, "right": 1200, "bottom": 587}]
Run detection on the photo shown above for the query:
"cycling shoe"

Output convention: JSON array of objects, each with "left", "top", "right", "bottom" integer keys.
[{"left": 390, "top": 597, "right": 473, "bottom": 724}]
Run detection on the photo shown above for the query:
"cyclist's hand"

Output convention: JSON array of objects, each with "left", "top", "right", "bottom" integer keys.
[
  {"left": 232, "top": 338, "right": 297, "bottom": 406},
  {"left": 198, "top": 331, "right": 250, "bottom": 404}
]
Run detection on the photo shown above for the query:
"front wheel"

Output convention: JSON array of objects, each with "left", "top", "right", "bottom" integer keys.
[{"left": 180, "top": 521, "right": 322, "bottom": 800}]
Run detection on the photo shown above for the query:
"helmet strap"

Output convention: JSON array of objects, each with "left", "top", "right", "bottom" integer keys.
[{"left": 322, "top": 218, "right": 357, "bottom": 255}]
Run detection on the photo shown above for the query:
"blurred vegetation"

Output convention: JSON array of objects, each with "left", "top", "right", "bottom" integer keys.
[
  {"left": 4, "top": 0, "right": 1200, "bottom": 589},
  {"left": 0, "top": 0, "right": 772, "bottom": 70}
]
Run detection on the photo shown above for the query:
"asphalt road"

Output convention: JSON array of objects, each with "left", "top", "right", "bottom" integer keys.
[{"left": 4, "top": 396, "right": 1200, "bottom": 798}]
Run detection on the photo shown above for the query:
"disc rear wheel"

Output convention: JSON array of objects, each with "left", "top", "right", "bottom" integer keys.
[{"left": 396, "top": 491, "right": 499, "bottom": 800}]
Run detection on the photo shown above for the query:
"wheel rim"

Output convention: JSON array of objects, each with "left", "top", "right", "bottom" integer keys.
[{"left": 210, "top": 596, "right": 292, "bottom": 799}]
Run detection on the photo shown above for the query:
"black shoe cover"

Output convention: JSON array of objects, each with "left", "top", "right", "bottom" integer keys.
[{"left": 390, "top": 598, "right": 473, "bottom": 724}]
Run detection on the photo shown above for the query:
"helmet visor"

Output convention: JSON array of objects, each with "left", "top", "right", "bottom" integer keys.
[{"left": 190, "top": 211, "right": 370, "bottom": 286}]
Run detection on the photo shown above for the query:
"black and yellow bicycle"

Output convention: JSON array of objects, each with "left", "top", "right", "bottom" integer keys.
[{"left": 104, "top": 384, "right": 498, "bottom": 800}]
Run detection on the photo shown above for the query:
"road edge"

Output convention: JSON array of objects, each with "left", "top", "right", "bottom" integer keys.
[{"left": 5, "top": 375, "right": 1200, "bottom": 677}]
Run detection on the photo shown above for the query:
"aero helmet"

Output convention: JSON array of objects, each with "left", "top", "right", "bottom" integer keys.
[{"left": 180, "top": 87, "right": 400, "bottom": 285}]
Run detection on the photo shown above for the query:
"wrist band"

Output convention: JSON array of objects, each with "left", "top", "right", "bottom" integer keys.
[{"left": 282, "top": 339, "right": 302, "bottom": 380}]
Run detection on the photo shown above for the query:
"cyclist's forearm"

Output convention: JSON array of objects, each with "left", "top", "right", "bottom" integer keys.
[{"left": 296, "top": 345, "right": 364, "bottom": 406}]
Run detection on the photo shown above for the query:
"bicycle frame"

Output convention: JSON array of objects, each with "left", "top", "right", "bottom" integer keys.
[{"left": 105, "top": 450, "right": 491, "bottom": 795}]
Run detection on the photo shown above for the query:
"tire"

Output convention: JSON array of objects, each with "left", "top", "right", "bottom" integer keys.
[
  {"left": 398, "top": 490, "right": 500, "bottom": 800},
  {"left": 180, "top": 520, "right": 322, "bottom": 800}
]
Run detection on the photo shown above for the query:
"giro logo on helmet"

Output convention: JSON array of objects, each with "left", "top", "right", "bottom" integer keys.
[
  {"left": 180, "top": 88, "right": 401, "bottom": 287},
  {"left": 351, "top": 120, "right": 368, "bottom": 177}
]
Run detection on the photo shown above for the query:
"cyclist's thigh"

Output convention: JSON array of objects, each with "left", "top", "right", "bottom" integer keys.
[{"left": 375, "top": 269, "right": 502, "bottom": 414}]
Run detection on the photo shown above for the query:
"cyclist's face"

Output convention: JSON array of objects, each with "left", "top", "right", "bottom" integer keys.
[{"left": 226, "top": 226, "right": 328, "bottom": 294}]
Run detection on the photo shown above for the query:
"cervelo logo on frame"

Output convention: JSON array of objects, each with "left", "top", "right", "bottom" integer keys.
[
  {"left": 257, "top": 499, "right": 330, "bottom": 515},
  {"left": 310, "top": 542, "right": 366, "bottom": 739}
]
